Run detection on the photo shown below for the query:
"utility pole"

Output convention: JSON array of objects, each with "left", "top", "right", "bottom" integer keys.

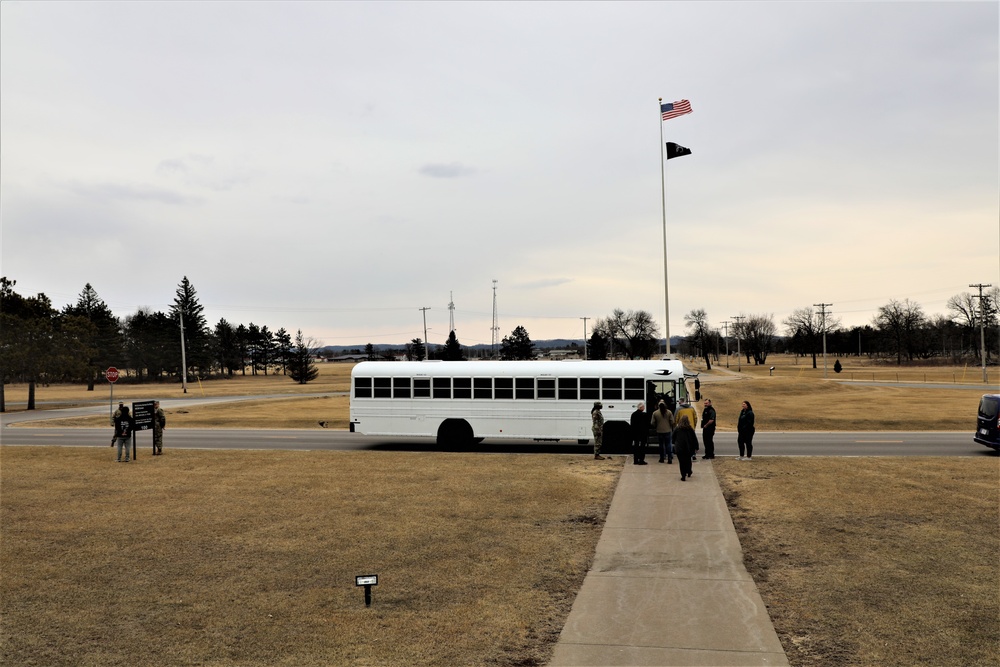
[
  {"left": 731, "top": 316, "right": 744, "bottom": 372},
  {"left": 970, "top": 283, "right": 992, "bottom": 383},
  {"left": 580, "top": 317, "right": 589, "bottom": 360},
  {"left": 491, "top": 280, "right": 499, "bottom": 360},
  {"left": 179, "top": 311, "right": 188, "bottom": 394},
  {"left": 721, "top": 320, "right": 730, "bottom": 368},
  {"left": 814, "top": 303, "right": 832, "bottom": 378},
  {"left": 419, "top": 307, "right": 431, "bottom": 360},
  {"left": 448, "top": 291, "right": 455, "bottom": 334}
]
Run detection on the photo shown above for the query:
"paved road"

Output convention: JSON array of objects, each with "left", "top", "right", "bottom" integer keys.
[
  {"left": 1, "top": 423, "right": 994, "bottom": 457},
  {"left": 2, "top": 400, "right": 995, "bottom": 456}
]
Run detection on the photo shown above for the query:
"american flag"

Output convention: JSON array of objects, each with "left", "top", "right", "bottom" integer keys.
[{"left": 661, "top": 99, "right": 692, "bottom": 121}]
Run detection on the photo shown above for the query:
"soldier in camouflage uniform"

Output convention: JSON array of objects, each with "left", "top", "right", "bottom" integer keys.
[
  {"left": 153, "top": 400, "right": 166, "bottom": 455},
  {"left": 591, "top": 401, "right": 605, "bottom": 460},
  {"left": 112, "top": 401, "right": 124, "bottom": 426}
]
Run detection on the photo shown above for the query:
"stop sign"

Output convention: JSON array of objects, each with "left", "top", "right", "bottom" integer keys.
[{"left": 106, "top": 367, "right": 120, "bottom": 383}]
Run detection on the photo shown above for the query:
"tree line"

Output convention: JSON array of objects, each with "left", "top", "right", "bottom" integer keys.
[
  {"left": 4, "top": 273, "right": 995, "bottom": 409},
  {"left": 1, "top": 276, "right": 319, "bottom": 410}
]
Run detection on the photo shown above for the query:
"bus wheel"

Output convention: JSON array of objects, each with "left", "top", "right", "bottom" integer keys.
[{"left": 437, "top": 419, "right": 474, "bottom": 448}]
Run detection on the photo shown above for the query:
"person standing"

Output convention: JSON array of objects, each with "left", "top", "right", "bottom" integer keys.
[
  {"left": 651, "top": 401, "right": 675, "bottom": 463},
  {"left": 591, "top": 402, "right": 605, "bottom": 460},
  {"left": 113, "top": 405, "right": 135, "bottom": 463},
  {"left": 629, "top": 402, "right": 649, "bottom": 465},
  {"left": 675, "top": 400, "right": 699, "bottom": 461},
  {"left": 673, "top": 415, "right": 698, "bottom": 481},
  {"left": 701, "top": 399, "right": 717, "bottom": 459},
  {"left": 737, "top": 400, "right": 756, "bottom": 460},
  {"left": 111, "top": 401, "right": 124, "bottom": 426},
  {"left": 153, "top": 400, "right": 166, "bottom": 455}
]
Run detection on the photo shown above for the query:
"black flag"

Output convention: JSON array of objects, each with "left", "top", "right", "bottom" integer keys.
[{"left": 666, "top": 142, "right": 692, "bottom": 160}]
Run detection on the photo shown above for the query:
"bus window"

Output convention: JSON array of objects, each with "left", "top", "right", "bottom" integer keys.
[
  {"left": 473, "top": 377, "right": 492, "bottom": 399},
  {"left": 374, "top": 377, "right": 391, "bottom": 398},
  {"left": 433, "top": 377, "right": 451, "bottom": 399},
  {"left": 355, "top": 377, "right": 372, "bottom": 398},
  {"left": 580, "top": 378, "right": 599, "bottom": 400},
  {"left": 558, "top": 377, "right": 578, "bottom": 400},
  {"left": 515, "top": 378, "right": 534, "bottom": 399},
  {"left": 537, "top": 378, "right": 556, "bottom": 399},
  {"left": 393, "top": 377, "right": 411, "bottom": 398},
  {"left": 454, "top": 377, "right": 472, "bottom": 399},
  {"left": 602, "top": 378, "right": 622, "bottom": 401},
  {"left": 495, "top": 377, "right": 513, "bottom": 399},
  {"left": 414, "top": 378, "right": 431, "bottom": 398},
  {"left": 624, "top": 378, "right": 644, "bottom": 400}
]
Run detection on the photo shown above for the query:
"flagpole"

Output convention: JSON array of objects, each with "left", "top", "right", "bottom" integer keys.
[{"left": 658, "top": 98, "right": 670, "bottom": 357}]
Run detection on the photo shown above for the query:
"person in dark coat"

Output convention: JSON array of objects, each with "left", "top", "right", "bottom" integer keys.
[
  {"left": 629, "top": 402, "right": 649, "bottom": 465},
  {"left": 673, "top": 415, "right": 698, "bottom": 481},
  {"left": 112, "top": 405, "right": 135, "bottom": 463},
  {"left": 737, "top": 400, "right": 756, "bottom": 460},
  {"left": 701, "top": 399, "right": 717, "bottom": 459}
]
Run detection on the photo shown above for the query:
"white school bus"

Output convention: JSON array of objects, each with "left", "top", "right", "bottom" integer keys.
[{"left": 349, "top": 359, "right": 699, "bottom": 448}]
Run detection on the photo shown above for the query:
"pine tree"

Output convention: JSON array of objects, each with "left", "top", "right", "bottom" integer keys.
[
  {"left": 287, "top": 329, "right": 319, "bottom": 384},
  {"left": 442, "top": 331, "right": 464, "bottom": 361},
  {"left": 170, "top": 277, "right": 212, "bottom": 377},
  {"left": 500, "top": 326, "right": 535, "bottom": 360}
]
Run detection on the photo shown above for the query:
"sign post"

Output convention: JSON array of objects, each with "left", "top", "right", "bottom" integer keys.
[
  {"left": 132, "top": 400, "right": 156, "bottom": 456},
  {"left": 355, "top": 575, "right": 378, "bottom": 607},
  {"left": 106, "top": 367, "right": 119, "bottom": 423}
]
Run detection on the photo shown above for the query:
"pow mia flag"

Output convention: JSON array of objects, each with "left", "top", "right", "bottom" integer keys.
[{"left": 666, "top": 142, "right": 692, "bottom": 160}]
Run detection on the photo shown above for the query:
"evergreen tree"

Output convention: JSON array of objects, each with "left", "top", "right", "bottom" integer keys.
[
  {"left": 62, "top": 283, "right": 123, "bottom": 389},
  {"left": 287, "top": 329, "right": 319, "bottom": 384},
  {"left": 407, "top": 338, "right": 426, "bottom": 361},
  {"left": 500, "top": 325, "right": 535, "bottom": 360},
  {"left": 170, "top": 277, "right": 211, "bottom": 377},
  {"left": 274, "top": 328, "right": 293, "bottom": 374},
  {"left": 442, "top": 331, "right": 464, "bottom": 361},
  {"left": 214, "top": 318, "right": 242, "bottom": 377}
]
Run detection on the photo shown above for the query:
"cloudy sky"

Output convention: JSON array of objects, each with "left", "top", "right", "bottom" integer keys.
[{"left": 2, "top": 1, "right": 997, "bottom": 348}]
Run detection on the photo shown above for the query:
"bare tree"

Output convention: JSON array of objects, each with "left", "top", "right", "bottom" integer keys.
[
  {"left": 733, "top": 313, "right": 776, "bottom": 365},
  {"left": 600, "top": 309, "right": 660, "bottom": 359},
  {"left": 873, "top": 299, "right": 926, "bottom": 365},
  {"left": 684, "top": 309, "right": 712, "bottom": 369},
  {"left": 783, "top": 306, "right": 842, "bottom": 369}
]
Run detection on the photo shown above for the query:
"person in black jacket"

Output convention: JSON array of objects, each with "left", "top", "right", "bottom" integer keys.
[
  {"left": 737, "top": 400, "right": 756, "bottom": 460},
  {"left": 112, "top": 405, "right": 135, "bottom": 463},
  {"left": 701, "top": 399, "right": 717, "bottom": 459},
  {"left": 629, "top": 402, "right": 649, "bottom": 465},
  {"left": 673, "top": 415, "right": 698, "bottom": 481}
]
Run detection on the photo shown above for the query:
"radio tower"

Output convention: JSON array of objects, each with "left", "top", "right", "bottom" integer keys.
[
  {"left": 491, "top": 280, "right": 500, "bottom": 359},
  {"left": 448, "top": 291, "right": 455, "bottom": 333}
]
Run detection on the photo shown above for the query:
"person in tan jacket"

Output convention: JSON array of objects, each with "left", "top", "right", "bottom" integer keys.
[{"left": 650, "top": 401, "right": 675, "bottom": 463}]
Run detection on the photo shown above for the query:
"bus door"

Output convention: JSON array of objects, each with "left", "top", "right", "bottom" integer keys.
[{"left": 646, "top": 380, "right": 676, "bottom": 413}]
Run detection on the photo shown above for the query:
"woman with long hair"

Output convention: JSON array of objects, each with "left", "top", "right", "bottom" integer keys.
[{"left": 737, "top": 400, "right": 755, "bottom": 460}]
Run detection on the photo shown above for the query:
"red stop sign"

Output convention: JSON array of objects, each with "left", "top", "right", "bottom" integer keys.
[{"left": 106, "top": 367, "right": 120, "bottom": 383}]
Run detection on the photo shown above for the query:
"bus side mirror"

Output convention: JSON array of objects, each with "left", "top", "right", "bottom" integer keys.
[
  {"left": 695, "top": 390, "right": 701, "bottom": 401},
  {"left": 694, "top": 379, "right": 700, "bottom": 391}
]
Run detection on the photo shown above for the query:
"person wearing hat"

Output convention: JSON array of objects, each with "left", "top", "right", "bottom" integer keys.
[
  {"left": 111, "top": 401, "right": 124, "bottom": 426},
  {"left": 591, "top": 401, "right": 605, "bottom": 460}
]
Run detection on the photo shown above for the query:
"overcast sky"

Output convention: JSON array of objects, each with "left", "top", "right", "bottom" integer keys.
[{"left": 2, "top": 1, "right": 997, "bottom": 348}]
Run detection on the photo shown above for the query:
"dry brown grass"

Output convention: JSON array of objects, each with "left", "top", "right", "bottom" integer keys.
[
  {"left": 0, "top": 447, "right": 621, "bottom": 667},
  {"left": 716, "top": 457, "right": 1000, "bottom": 667}
]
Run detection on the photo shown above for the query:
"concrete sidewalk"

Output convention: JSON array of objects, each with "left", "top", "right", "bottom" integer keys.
[{"left": 549, "top": 457, "right": 789, "bottom": 666}]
